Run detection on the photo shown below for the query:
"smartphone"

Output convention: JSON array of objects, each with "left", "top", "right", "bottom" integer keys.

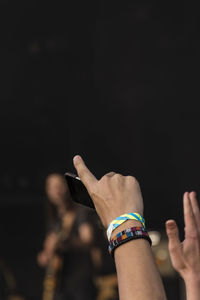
[{"left": 64, "top": 172, "right": 95, "bottom": 209}]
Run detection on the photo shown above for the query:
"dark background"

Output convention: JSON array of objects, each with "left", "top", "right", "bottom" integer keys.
[{"left": 0, "top": 1, "right": 200, "bottom": 299}]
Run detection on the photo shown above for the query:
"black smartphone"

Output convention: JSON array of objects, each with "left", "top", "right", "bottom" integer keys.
[{"left": 64, "top": 172, "right": 95, "bottom": 209}]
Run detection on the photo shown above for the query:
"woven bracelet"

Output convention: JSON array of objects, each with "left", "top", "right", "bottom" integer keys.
[
  {"left": 107, "top": 213, "right": 145, "bottom": 241},
  {"left": 108, "top": 226, "right": 152, "bottom": 257}
]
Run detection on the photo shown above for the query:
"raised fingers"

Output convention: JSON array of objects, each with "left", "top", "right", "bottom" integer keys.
[
  {"left": 73, "top": 155, "right": 97, "bottom": 192},
  {"left": 183, "top": 192, "right": 197, "bottom": 238},
  {"left": 189, "top": 191, "right": 200, "bottom": 235}
]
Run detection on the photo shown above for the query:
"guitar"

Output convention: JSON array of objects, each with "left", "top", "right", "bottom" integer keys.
[{"left": 42, "top": 212, "right": 76, "bottom": 300}]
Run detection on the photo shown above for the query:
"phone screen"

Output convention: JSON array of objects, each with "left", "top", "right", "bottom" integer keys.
[{"left": 64, "top": 172, "right": 95, "bottom": 209}]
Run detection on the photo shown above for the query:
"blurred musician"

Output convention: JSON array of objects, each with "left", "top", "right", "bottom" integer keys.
[{"left": 37, "top": 173, "right": 97, "bottom": 300}]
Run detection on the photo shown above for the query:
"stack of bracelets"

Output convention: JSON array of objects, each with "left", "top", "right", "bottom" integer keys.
[{"left": 107, "top": 213, "right": 152, "bottom": 257}]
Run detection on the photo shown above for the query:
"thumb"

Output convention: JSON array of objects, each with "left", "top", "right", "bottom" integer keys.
[
  {"left": 165, "top": 220, "right": 181, "bottom": 256},
  {"left": 73, "top": 155, "right": 97, "bottom": 191}
]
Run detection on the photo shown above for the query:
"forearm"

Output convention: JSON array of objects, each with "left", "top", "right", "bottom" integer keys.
[{"left": 113, "top": 221, "right": 167, "bottom": 300}]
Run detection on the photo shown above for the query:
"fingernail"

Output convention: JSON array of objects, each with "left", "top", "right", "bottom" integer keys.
[
  {"left": 73, "top": 155, "right": 81, "bottom": 164},
  {"left": 166, "top": 220, "right": 175, "bottom": 228}
]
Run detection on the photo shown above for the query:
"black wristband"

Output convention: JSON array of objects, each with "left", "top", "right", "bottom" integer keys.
[{"left": 108, "top": 227, "right": 152, "bottom": 257}]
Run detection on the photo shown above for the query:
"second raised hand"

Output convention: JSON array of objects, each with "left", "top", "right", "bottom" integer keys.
[
  {"left": 73, "top": 155, "right": 144, "bottom": 228},
  {"left": 166, "top": 191, "right": 200, "bottom": 300}
]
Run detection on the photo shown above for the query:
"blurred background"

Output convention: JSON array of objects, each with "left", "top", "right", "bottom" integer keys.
[{"left": 0, "top": 0, "right": 200, "bottom": 299}]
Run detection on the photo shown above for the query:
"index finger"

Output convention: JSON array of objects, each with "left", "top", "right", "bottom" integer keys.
[
  {"left": 189, "top": 191, "right": 200, "bottom": 234},
  {"left": 73, "top": 155, "right": 97, "bottom": 191},
  {"left": 183, "top": 192, "right": 197, "bottom": 238}
]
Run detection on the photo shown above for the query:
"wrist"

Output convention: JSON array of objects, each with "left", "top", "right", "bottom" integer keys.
[
  {"left": 183, "top": 272, "right": 200, "bottom": 286},
  {"left": 183, "top": 273, "right": 200, "bottom": 300}
]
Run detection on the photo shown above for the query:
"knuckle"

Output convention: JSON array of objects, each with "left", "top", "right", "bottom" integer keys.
[
  {"left": 114, "top": 173, "right": 122, "bottom": 179},
  {"left": 105, "top": 171, "right": 115, "bottom": 176},
  {"left": 101, "top": 172, "right": 116, "bottom": 181},
  {"left": 101, "top": 174, "right": 110, "bottom": 182},
  {"left": 114, "top": 173, "right": 119, "bottom": 178},
  {"left": 168, "top": 244, "right": 177, "bottom": 253},
  {"left": 112, "top": 173, "right": 123, "bottom": 183},
  {"left": 127, "top": 175, "right": 137, "bottom": 184},
  {"left": 189, "top": 232, "right": 198, "bottom": 239},
  {"left": 185, "top": 228, "right": 198, "bottom": 239}
]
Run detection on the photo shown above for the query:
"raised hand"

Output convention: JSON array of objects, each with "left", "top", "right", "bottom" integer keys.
[
  {"left": 73, "top": 155, "right": 143, "bottom": 228},
  {"left": 166, "top": 192, "right": 200, "bottom": 300},
  {"left": 73, "top": 155, "right": 166, "bottom": 300}
]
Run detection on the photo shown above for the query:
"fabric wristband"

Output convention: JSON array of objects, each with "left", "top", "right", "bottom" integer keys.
[
  {"left": 108, "top": 226, "right": 152, "bottom": 257},
  {"left": 107, "top": 213, "right": 145, "bottom": 241}
]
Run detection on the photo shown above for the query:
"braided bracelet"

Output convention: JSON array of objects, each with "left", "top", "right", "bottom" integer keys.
[
  {"left": 107, "top": 213, "right": 145, "bottom": 241},
  {"left": 108, "top": 226, "right": 152, "bottom": 257}
]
